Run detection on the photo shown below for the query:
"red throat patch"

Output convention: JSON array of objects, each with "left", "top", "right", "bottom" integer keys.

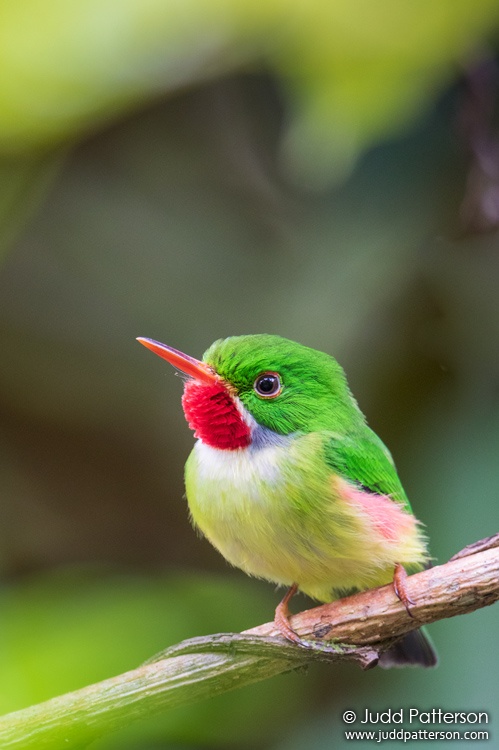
[{"left": 181, "top": 379, "right": 251, "bottom": 450}]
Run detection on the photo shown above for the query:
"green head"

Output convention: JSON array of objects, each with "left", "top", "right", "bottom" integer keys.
[
  {"left": 204, "top": 334, "right": 362, "bottom": 436},
  {"left": 138, "top": 334, "right": 364, "bottom": 449}
]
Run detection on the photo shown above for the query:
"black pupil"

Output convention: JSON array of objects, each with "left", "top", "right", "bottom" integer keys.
[{"left": 257, "top": 375, "right": 278, "bottom": 394}]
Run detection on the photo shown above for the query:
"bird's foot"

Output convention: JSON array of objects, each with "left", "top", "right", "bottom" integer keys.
[
  {"left": 274, "top": 584, "right": 378, "bottom": 667},
  {"left": 274, "top": 583, "right": 304, "bottom": 643},
  {"left": 274, "top": 583, "right": 341, "bottom": 650},
  {"left": 274, "top": 584, "right": 349, "bottom": 651},
  {"left": 393, "top": 563, "right": 416, "bottom": 618}
]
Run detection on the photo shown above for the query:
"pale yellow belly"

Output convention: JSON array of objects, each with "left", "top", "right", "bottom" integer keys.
[{"left": 184, "top": 436, "right": 426, "bottom": 602}]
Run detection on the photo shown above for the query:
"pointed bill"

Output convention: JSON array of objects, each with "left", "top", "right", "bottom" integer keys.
[{"left": 137, "top": 337, "right": 218, "bottom": 385}]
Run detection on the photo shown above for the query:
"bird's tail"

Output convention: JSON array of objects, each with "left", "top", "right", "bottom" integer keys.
[{"left": 378, "top": 627, "right": 438, "bottom": 669}]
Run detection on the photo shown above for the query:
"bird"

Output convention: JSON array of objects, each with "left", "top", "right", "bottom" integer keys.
[{"left": 137, "top": 333, "right": 437, "bottom": 668}]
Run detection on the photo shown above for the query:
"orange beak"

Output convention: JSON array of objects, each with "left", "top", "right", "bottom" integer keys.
[{"left": 136, "top": 337, "right": 218, "bottom": 385}]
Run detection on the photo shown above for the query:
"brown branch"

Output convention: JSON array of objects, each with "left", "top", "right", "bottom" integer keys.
[
  {"left": 0, "top": 534, "right": 498, "bottom": 749},
  {"left": 248, "top": 532, "right": 499, "bottom": 649}
]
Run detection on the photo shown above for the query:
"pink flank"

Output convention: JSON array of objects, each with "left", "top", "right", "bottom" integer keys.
[{"left": 337, "top": 478, "right": 416, "bottom": 544}]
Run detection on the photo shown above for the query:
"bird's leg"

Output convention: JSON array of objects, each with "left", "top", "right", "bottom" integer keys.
[
  {"left": 274, "top": 583, "right": 379, "bottom": 669},
  {"left": 274, "top": 583, "right": 302, "bottom": 643},
  {"left": 274, "top": 583, "right": 378, "bottom": 665},
  {"left": 393, "top": 563, "right": 416, "bottom": 617}
]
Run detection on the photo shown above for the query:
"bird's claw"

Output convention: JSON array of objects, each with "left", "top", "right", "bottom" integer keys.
[{"left": 393, "top": 563, "right": 416, "bottom": 617}]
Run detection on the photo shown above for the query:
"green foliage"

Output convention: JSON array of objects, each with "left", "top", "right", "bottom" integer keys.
[{"left": 0, "top": 1, "right": 498, "bottom": 182}]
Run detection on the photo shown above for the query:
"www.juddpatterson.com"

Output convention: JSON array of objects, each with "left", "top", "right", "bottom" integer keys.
[{"left": 341, "top": 709, "right": 490, "bottom": 742}]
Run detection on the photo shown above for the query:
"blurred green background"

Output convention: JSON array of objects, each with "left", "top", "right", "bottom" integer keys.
[{"left": 0, "top": 2, "right": 498, "bottom": 748}]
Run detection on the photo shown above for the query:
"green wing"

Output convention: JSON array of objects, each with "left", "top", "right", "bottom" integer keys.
[{"left": 324, "top": 428, "right": 413, "bottom": 514}]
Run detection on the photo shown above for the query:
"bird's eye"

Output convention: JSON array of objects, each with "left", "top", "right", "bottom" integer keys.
[{"left": 253, "top": 372, "right": 282, "bottom": 399}]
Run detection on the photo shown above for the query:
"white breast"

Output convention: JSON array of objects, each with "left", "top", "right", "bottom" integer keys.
[{"left": 193, "top": 439, "right": 286, "bottom": 495}]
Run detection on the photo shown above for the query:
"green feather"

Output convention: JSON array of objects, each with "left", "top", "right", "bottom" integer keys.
[
  {"left": 206, "top": 334, "right": 412, "bottom": 509},
  {"left": 204, "top": 333, "right": 366, "bottom": 435},
  {"left": 324, "top": 431, "right": 412, "bottom": 511}
]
